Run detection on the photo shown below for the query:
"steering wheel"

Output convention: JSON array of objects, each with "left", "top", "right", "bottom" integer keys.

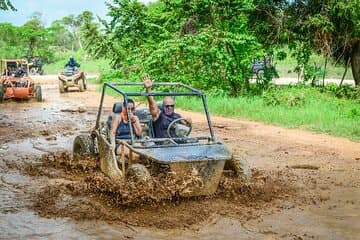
[{"left": 167, "top": 117, "right": 192, "bottom": 138}]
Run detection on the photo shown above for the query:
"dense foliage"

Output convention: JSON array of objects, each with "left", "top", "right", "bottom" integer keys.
[
  {"left": 0, "top": 0, "right": 15, "bottom": 11},
  {"left": 1, "top": 0, "right": 359, "bottom": 90},
  {"left": 81, "top": 0, "right": 360, "bottom": 95},
  {"left": 284, "top": 0, "right": 360, "bottom": 85},
  {"left": 0, "top": 13, "right": 55, "bottom": 62},
  {"left": 82, "top": 0, "right": 267, "bottom": 96},
  {"left": 0, "top": 10, "right": 95, "bottom": 63}
]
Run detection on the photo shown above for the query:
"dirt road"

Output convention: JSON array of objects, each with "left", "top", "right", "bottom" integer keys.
[{"left": 0, "top": 76, "right": 359, "bottom": 239}]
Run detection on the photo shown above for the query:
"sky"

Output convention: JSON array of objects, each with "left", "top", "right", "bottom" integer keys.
[{"left": 0, "top": 0, "right": 153, "bottom": 26}]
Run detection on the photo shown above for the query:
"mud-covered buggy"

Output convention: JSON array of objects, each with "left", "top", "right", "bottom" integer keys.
[
  {"left": 23, "top": 56, "right": 44, "bottom": 75},
  {"left": 73, "top": 82, "right": 250, "bottom": 197},
  {"left": 0, "top": 59, "right": 42, "bottom": 103},
  {"left": 58, "top": 66, "right": 87, "bottom": 93}
]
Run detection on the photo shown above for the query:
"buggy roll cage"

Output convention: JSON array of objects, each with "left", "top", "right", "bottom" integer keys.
[
  {"left": 1, "top": 59, "right": 30, "bottom": 79},
  {"left": 95, "top": 82, "right": 216, "bottom": 145}
]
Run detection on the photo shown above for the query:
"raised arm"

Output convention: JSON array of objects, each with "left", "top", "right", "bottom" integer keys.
[{"left": 143, "top": 75, "right": 160, "bottom": 121}]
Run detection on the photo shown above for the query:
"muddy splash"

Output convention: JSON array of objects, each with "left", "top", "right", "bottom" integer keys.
[{"left": 4, "top": 151, "right": 307, "bottom": 229}]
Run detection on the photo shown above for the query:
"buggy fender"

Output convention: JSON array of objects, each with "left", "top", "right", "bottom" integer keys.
[
  {"left": 136, "top": 144, "right": 232, "bottom": 196},
  {"left": 94, "top": 130, "right": 123, "bottom": 180}
]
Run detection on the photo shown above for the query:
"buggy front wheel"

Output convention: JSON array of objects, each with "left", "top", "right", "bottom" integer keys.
[
  {"left": 126, "top": 163, "right": 152, "bottom": 185},
  {"left": 78, "top": 79, "right": 85, "bottom": 92},
  {"left": 35, "top": 85, "right": 42, "bottom": 102},
  {"left": 73, "top": 135, "right": 97, "bottom": 160},
  {"left": 59, "top": 80, "right": 65, "bottom": 93},
  {"left": 0, "top": 85, "right": 4, "bottom": 103}
]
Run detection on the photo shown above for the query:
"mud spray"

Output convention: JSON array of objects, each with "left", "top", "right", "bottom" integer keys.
[{"left": 3, "top": 151, "right": 311, "bottom": 229}]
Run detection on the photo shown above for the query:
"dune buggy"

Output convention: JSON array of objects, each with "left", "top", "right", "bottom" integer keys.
[
  {"left": 250, "top": 57, "right": 273, "bottom": 79},
  {"left": 23, "top": 56, "right": 44, "bottom": 75},
  {"left": 58, "top": 66, "right": 87, "bottom": 93},
  {"left": 0, "top": 59, "right": 42, "bottom": 103},
  {"left": 73, "top": 82, "right": 250, "bottom": 197}
]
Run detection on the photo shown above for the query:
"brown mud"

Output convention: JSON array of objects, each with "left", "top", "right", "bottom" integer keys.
[{"left": 0, "top": 76, "right": 359, "bottom": 239}]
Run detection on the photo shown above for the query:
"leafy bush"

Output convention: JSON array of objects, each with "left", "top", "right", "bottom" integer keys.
[
  {"left": 262, "top": 87, "right": 306, "bottom": 107},
  {"left": 99, "top": 70, "right": 124, "bottom": 83},
  {"left": 323, "top": 83, "right": 360, "bottom": 100},
  {"left": 348, "top": 108, "right": 360, "bottom": 119}
]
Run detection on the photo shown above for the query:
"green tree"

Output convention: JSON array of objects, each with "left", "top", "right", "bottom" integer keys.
[
  {"left": 156, "top": 0, "right": 262, "bottom": 95},
  {"left": 81, "top": 10, "right": 123, "bottom": 65},
  {"left": 0, "top": 12, "right": 55, "bottom": 62},
  {"left": 0, "top": 0, "right": 16, "bottom": 11},
  {"left": 48, "top": 20, "right": 72, "bottom": 52},
  {"left": 18, "top": 12, "right": 56, "bottom": 61},
  {"left": 82, "top": 0, "right": 264, "bottom": 95},
  {"left": 57, "top": 13, "right": 90, "bottom": 51},
  {"left": 0, "top": 23, "right": 23, "bottom": 57},
  {"left": 286, "top": 0, "right": 360, "bottom": 85}
]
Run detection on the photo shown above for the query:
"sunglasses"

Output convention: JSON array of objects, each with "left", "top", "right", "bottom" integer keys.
[{"left": 164, "top": 105, "right": 174, "bottom": 108}]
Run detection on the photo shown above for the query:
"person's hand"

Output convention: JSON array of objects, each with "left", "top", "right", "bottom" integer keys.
[
  {"left": 180, "top": 117, "right": 192, "bottom": 126},
  {"left": 142, "top": 74, "right": 152, "bottom": 90},
  {"left": 130, "top": 113, "right": 138, "bottom": 123}
]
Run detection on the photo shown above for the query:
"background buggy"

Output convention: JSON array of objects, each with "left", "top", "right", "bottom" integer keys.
[
  {"left": 58, "top": 66, "right": 87, "bottom": 93},
  {"left": 0, "top": 59, "right": 42, "bottom": 103}
]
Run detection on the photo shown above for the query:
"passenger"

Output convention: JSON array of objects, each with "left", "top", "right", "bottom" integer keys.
[
  {"left": 110, "top": 98, "right": 142, "bottom": 155},
  {"left": 143, "top": 75, "right": 191, "bottom": 138},
  {"left": 14, "top": 66, "right": 25, "bottom": 77}
]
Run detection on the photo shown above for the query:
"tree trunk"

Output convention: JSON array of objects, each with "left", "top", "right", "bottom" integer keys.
[
  {"left": 350, "top": 41, "right": 360, "bottom": 86},
  {"left": 322, "top": 56, "right": 328, "bottom": 87},
  {"left": 77, "top": 34, "right": 83, "bottom": 50},
  {"left": 339, "top": 57, "right": 350, "bottom": 88}
]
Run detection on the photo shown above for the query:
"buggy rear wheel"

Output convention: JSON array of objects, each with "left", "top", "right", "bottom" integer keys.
[
  {"left": 59, "top": 80, "right": 65, "bottom": 93},
  {"left": 0, "top": 85, "right": 4, "bottom": 103},
  {"left": 35, "top": 85, "right": 42, "bottom": 102},
  {"left": 83, "top": 77, "right": 87, "bottom": 90},
  {"left": 225, "top": 156, "right": 251, "bottom": 180},
  {"left": 73, "top": 135, "right": 96, "bottom": 160}
]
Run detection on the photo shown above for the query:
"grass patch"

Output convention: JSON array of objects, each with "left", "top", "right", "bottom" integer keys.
[{"left": 176, "top": 86, "right": 360, "bottom": 141}]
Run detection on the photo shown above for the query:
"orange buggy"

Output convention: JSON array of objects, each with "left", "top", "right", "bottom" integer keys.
[{"left": 0, "top": 59, "right": 42, "bottom": 103}]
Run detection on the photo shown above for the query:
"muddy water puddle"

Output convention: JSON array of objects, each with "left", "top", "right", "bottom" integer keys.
[
  {"left": 0, "top": 126, "right": 301, "bottom": 238},
  {"left": 1, "top": 83, "right": 360, "bottom": 239},
  {"left": 1, "top": 148, "right": 302, "bottom": 239}
]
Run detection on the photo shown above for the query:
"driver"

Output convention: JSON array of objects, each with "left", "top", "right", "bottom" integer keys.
[
  {"left": 143, "top": 75, "right": 191, "bottom": 138},
  {"left": 65, "top": 56, "right": 80, "bottom": 70},
  {"left": 15, "top": 66, "right": 25, "bottom": 77}
]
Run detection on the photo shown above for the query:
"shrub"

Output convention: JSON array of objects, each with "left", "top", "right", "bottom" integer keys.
[{"left": 262, "top": 87, "right": 306, "bottom": 107}]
